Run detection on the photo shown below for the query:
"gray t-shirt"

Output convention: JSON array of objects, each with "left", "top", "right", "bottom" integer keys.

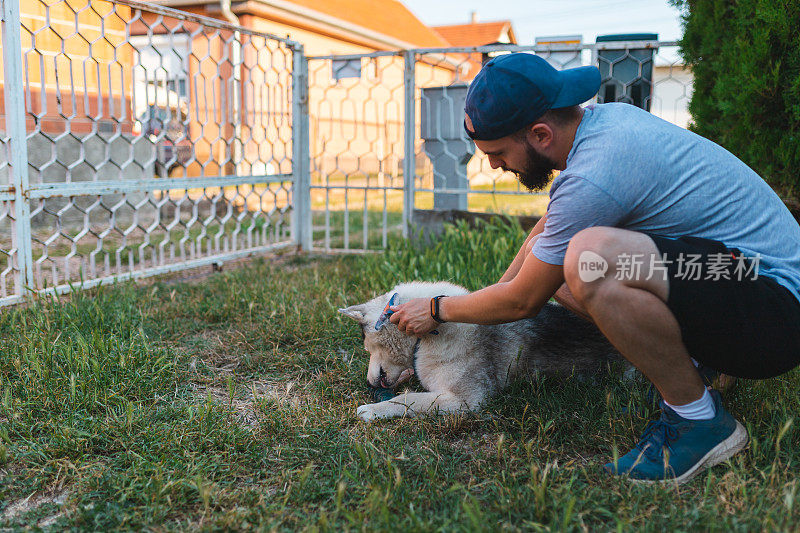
[{"left": 531, "top": 102, "right": 800, "bottom": 301}]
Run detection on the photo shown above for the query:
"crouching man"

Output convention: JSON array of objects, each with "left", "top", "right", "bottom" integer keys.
[{"left": 389, "top": 53, "right": 800, "bottom": 484}]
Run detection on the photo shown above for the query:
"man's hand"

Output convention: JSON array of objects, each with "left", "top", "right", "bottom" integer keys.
[
  {"left": 389, "top": 298, "right": 438, "bottom": 336},
  {"left": 389, "top": 250, "right": 564, "bottom": 335}
]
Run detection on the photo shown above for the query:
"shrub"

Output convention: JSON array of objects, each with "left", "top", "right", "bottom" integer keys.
[{"left": 670, "top": 0, "right": 800, "bottom": 198}]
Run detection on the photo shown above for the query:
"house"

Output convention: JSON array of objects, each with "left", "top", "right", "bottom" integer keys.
[
  {"left": 0, "top": 1, "right": 148, "bottom": 188},
  {"left": 433, "top": 12, "right": 517, "bottom": 78},
  {"left": 134, "top": 0, "right": 457, "bottom": 180},
  {"left": 1, "top": 0, "right": 454, "bottom": 178},
  {"left": 152, "top": 0, "right": 449, "bottom": 55},
  {"left": 433, "top": 12, "right": 517, "bottom": 48},
  {"left": 0, "top": 1, "right": 135, "bottom": 138}
]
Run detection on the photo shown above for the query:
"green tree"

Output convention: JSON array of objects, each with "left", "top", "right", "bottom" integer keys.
[{"left": 670, "top": 0, "right": 800, "bottom": 199}]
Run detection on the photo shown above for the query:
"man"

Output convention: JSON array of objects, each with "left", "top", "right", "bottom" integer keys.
[{"left": 389, "top": 53, "right": 800, "bottom": 484}]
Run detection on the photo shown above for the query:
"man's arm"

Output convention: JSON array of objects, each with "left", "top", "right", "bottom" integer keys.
[
  {"left": 497, "top": 214, "right": 547, "bottom": 283},
  {"left": 440, "top": 250, "right": 562, "bottom": 324},
  {"left": 390, "top": 251, "right": 564, "bottom": 335}
]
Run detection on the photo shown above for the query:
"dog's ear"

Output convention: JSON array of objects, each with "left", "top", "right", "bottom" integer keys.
[{"left": 338, "top": 304, "right": 367, "bottom": 323}]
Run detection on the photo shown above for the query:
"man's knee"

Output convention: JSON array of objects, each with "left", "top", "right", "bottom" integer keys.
[
  {"left": 564, "top": 227, "right": 667, "bottom": 305},
  {"left": 563, "top": 227, "right": 620, "bottom": 303}
]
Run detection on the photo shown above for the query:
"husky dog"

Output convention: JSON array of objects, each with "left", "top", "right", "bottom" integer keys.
[{"left": 339, "top": 281, "right": 623, "bottom": 422}]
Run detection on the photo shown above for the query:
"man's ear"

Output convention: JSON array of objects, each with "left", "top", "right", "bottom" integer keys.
[
  {"left": 338, "top": 304, "right": 367, "bottom": 323},
  {"left": 527, "top": 122, "right": 554, "bottom": 148}
]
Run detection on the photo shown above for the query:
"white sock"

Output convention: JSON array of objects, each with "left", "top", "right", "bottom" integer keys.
[{"left": 665, "top": 388, "right": 716, "bottom": 420}]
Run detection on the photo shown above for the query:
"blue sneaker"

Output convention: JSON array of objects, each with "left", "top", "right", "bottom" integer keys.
[{"left": 605, "top": 389, "right": 748, "bottom": 484}]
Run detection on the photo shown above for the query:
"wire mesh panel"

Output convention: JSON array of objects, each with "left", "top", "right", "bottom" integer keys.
[
  {"left": 0, "top": 0, "right": 298, "bottom": 304},
  {"left": 0, "top": 99, "right": 12, "bottom": 303},
  {"left": 307, "top": 52, "right": 406, "bottom": 252},
  {"left": 0, "top": 199, "right": 17, "bottom": 304},
  {"left": 649, "top": 45, "right": 693, "bottom": 128}
]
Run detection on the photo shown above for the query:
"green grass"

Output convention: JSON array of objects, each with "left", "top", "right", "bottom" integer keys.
[{"left": 1, "top": 218, "right": 798, "bottom": 530}]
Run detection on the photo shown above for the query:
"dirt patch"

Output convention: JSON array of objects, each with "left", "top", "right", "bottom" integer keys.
[
  {"left": 1, "top": 489, "right": 69, "bottom": 527},
  {"left": 446, "top": 433, "right": 498, "bottom": 456},
  {"left": 184, "top": 329, "right": 255, "bottom": 373},
  {"left": 191, "top": 380, "right": 314, "bottom": 429}
]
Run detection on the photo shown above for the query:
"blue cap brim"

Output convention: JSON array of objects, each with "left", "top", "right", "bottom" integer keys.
[{"left": 551, "top": 65, "right": 601, "bottom": 108}]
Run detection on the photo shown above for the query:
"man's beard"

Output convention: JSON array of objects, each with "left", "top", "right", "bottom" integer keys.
[{"left": 506, "top": 142, "right": 558, "bottom": 192}]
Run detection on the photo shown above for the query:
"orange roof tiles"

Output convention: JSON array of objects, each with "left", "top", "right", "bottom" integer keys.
[
  {"left": 433, "top": 21, "right": 515, "bottom": 47},
  {"left": 288, "top": 0, "right": 449, "bottom": 47}
]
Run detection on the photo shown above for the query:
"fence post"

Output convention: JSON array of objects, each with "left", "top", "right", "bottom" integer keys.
[
  {"left": 1, "top": 0, "right": 35, "bottom": 296},
  {"left": 402, "top": 49, "right": 416, "bottom": 238},
  {"left": 291, "top": 43, "right": 312, "bottom": 250}
]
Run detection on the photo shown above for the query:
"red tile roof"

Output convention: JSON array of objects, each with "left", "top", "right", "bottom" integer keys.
[
  {"left": 289, "top": 0, "right": 449, "bottom": 47},
  {"left": 433, "top": 21, "right": 516, "bottom": 47}
]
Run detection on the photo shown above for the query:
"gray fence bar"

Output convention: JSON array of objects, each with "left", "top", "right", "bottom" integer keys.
[
  {"left": 402, "top": 49, "right": 417, "bottom": 238},
  {"left": 2, "top": 0, "right": 35, "bottom": 300},
  {"left": 292, "top": 45, "right": 312, "bottom": 250}
]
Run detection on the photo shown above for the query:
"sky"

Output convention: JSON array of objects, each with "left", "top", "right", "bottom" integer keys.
[{"left": 402, "top": 0, "right": 685, "bottom": 45}]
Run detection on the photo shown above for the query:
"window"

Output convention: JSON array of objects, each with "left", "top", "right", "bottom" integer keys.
[{"left": 130, "top": 34, "right": 190, "bottom": 125}]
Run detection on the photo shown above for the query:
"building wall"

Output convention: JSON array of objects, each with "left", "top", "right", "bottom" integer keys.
[
  {"left": 0, "top": 0, "right": 134, "bottom": 137},
  {"left": 242, "top": 13, "right": 458, "bottom": 183}
]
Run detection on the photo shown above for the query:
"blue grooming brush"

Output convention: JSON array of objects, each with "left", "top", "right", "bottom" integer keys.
[
  {"left": 375, "top": 292, "right": 399, "bottom": 330},
  {"left": 374, "top": 292, "right": 439, "bottom": 334}
]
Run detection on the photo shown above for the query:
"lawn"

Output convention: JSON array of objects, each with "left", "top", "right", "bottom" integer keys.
[{"left": 0, "top": 219, "right": 797, "bottom": 530}]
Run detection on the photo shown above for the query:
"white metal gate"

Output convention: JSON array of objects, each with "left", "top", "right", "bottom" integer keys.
[{"left": 0, "top": 0, "right": 310, "bottom": 306}]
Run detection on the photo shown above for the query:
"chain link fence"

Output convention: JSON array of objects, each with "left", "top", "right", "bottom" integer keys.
[{"left": 0, "top": 0, "right": 304, "bottom": 305}]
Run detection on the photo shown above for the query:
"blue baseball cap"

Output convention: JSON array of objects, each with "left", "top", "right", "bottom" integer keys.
[{"left": 464, "top": 53, "right": 601, "bottom": 141}]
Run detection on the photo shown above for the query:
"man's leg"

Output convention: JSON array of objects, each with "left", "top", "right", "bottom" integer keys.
[
  {"left": 553, "top": 284, "right": 593, "bottom": 322},
  {"left": 563, "top": 226, "right": 704, "bottom": 405},
  {"left": 553, "top": 254, "right": 733, "bottom": 389},
  {"left": 562, "top": 226, "right": 747, "bottom": 484}
]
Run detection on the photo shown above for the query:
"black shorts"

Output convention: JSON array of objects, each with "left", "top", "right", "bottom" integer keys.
[{"left": 646, "top": 233, "right": 800, "bottom": 379}]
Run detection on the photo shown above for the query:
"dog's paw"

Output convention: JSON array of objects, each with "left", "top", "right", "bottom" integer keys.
[{"left": 356, "top": 403, "right": 380, "bottom": 422}]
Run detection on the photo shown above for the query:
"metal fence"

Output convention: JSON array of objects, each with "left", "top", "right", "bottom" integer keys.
[
  {"left": 0, "top": 0, "right": 308, "bottom": 306},
  {"left": 307, "top": 41, "right": 691, "bottom": 253},
  {"left": 0, "top": 0, "right": 694, "bottom": 306}
]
